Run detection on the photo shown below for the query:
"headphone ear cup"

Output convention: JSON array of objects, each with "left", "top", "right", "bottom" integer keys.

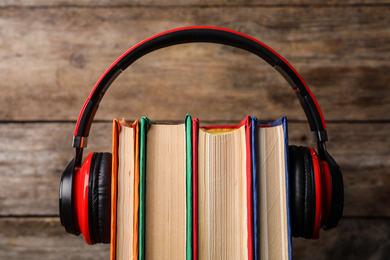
[
  {"left": 88, "top": 152, "right": 112, "bottom": 244},
  {"left": 59, "top": 158, "right": 79, "bottom": 236},
  {"left": 288, "top": 145, "right": 317, "bottom": 239},
  {"left": 322, "top": 152, "right": 344, "bottom": 230}
]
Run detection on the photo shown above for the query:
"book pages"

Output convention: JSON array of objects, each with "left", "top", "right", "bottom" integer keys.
[
  {"left": 145, "top": 124, "right": 187, "bottom": 259},
  {"left": 116, "top": 125, "right": 135, "bottom": 260},
  {"left": 258, "top": 125, "right": 289, "bottom": 260},
  {"left": 198, "top": 125, "right": 248, "bottom": 260}
]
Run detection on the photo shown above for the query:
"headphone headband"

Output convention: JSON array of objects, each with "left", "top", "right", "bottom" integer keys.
[
  {"left": 61, "top": 27, "right": 343, "bottom": 239},
  {"left": 73, "top": 26, "right": 327, "bottom": 152}
]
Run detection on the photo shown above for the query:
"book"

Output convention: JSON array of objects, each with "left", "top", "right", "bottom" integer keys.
[
  {"left": 138, "top": 116, "right": 193, "bottom": 260},
  {"left": 192, "top": 116, "right": 253, "bottom": 260},
  {"left": 252, "top": 117, "right": 291, "bottom": 260},
  {"left": 110, "top": 119, "right": 140, "bottom": 260},
  {"left": 111, "top": 115, "right": 291, "bottom": 260}
]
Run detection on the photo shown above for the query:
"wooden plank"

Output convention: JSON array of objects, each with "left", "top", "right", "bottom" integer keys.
[
  {"left": 292, "top": 217, "right": 390, "bottom": 260},
  {"left": 0, "top": 217, "right": 110, "bottom": 260},
  {"left": 1, "top": 1, "right": 390, "bottom": 7},
  {"left": 0, "top": 217, "right": 389, "bottom": 259},
  {"left": 288, "top": 121, "right": 390, "bottom": 218},
  {"left": 0, "top": 121, "right": 389, "bottom": 217},
  {"left": 0, "top": 6, "right": 389, "bottom": 121},
  {"left": 0, "top": 122, "right": 112, "bottom": 216}
]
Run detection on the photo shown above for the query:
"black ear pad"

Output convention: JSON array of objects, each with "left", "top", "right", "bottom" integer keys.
[
  {"left": 88, "top": 152, "right": 112, "bottom": 244},
  {"left": 288, "top": 145, "right": 316, "bottom": 239},
  {"left": 322, "top": 152, "right": 344, "bottom": 230},
  {"left": 59, "top": 158, "right": 79, "bottom": 236}
]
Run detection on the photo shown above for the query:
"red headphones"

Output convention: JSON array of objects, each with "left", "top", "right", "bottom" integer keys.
[{"left": 59, "top": 26, "right": 343, "bottom": 244}]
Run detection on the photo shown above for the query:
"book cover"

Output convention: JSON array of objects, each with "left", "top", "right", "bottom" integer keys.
[
  {"left": 252, "top": 116, "right": 292, "bottom": 260},
  {"left": 110, "top": 119, "right": 139, "bottom": 260}
]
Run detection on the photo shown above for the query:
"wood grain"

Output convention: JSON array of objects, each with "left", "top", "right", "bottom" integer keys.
[
  {"left": 1, "top": 1, "right": 390, "bottom": 6},
  {"left": 0, "top": 6, "right": 389, "bottom": 121},
  {"left": 0, "top": 121, "right": 388, "bottom": 217},
  {"left": 292, "top": 218, "right": 390, "bottom": 260},
  {"left": 0, "top": 217, "right": 110, "bottom": 260},
  {"left": 0, "top": 2, "right": 388, "bottom": 259},
  {"left": 1, "top": 217, "right": 389, "bottom": 260},
  {"left": 0, "top": 122, "right": 111, "bottom": 216}
]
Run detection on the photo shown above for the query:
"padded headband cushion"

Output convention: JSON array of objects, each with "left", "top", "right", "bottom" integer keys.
[
  {"left": 288, "top": 145, "right": 316, "bottom": 239},
  {"left": 88, "top": 152, "right": 112, "bottom": 244}
]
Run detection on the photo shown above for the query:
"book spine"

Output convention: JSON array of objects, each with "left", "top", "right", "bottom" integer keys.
[
  {"left": 244, "top": 116, "right": 254, "bottom": 260},
  {"left": 133, "top": 120, "right": 140, "bottom": 260},
  {"left": 110, "top": 120, "right": 120, "bottom": 260},
  {"left": 192, "top": 118, "right": 199, "bottom": 260},
  {"left": 138, "top": 117, "right": 149, "bottom": 260},
  {"left": 251, "top": 117, "right": 259, "bottom": 260},
  {"left": 185, "top": 115, "right": 193, "bottom": 260}
]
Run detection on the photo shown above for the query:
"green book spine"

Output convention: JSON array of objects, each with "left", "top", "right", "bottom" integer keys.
[
  {"left": 138, "top": 117, "right": 151, "bottom": 260},
  {"left": 185, "top": 115, "right": 193, "bottom": 260}
]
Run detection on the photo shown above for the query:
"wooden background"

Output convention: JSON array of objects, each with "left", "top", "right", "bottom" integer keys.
[{"left": 0, "top": 1, "right": 389, "bottom": 259}]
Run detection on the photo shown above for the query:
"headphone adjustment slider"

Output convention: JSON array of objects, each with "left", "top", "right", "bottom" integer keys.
[
  {"left": 312, "top": 130, "right": 328, "bottom": 143},
  {"left": 73, "top": 136, "right": 88, "bottom": 148}
]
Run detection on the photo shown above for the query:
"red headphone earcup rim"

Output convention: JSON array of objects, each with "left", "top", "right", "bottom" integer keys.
[
  {"left": 301, "top": 146, "right": 316, "bottom": 239},
  {"left": 308, "top": 147, "right": 323, "bottom": 239}
]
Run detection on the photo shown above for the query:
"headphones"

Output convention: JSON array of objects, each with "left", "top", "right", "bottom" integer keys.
[{"left": 59, "top": 26, "right": 343, "bottom": 244}]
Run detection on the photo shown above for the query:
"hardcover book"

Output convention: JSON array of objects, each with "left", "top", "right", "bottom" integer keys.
[{"left": 110, "top": 115, "right": 291, "bottom": 260}]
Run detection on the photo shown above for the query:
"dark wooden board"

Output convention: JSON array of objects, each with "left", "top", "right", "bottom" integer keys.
[
  {"left": 1, "top": 1, "right": 390, "bottom": 6},
  {"left": 0, "top": 121, "right": 389, "bottom": 217},
  {"left": 0, "top": 217, "right": 110, "bottom": 260},
  {"left": 0, "top": 6, "right": 389, "bottom": 121},
  {"left": 292, "top": 218, "right": 390, "bottom": 260}
]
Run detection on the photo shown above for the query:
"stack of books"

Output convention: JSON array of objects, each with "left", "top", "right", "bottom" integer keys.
[{"left": 110, "top": 115, "right": 291, "bottom": 260}]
